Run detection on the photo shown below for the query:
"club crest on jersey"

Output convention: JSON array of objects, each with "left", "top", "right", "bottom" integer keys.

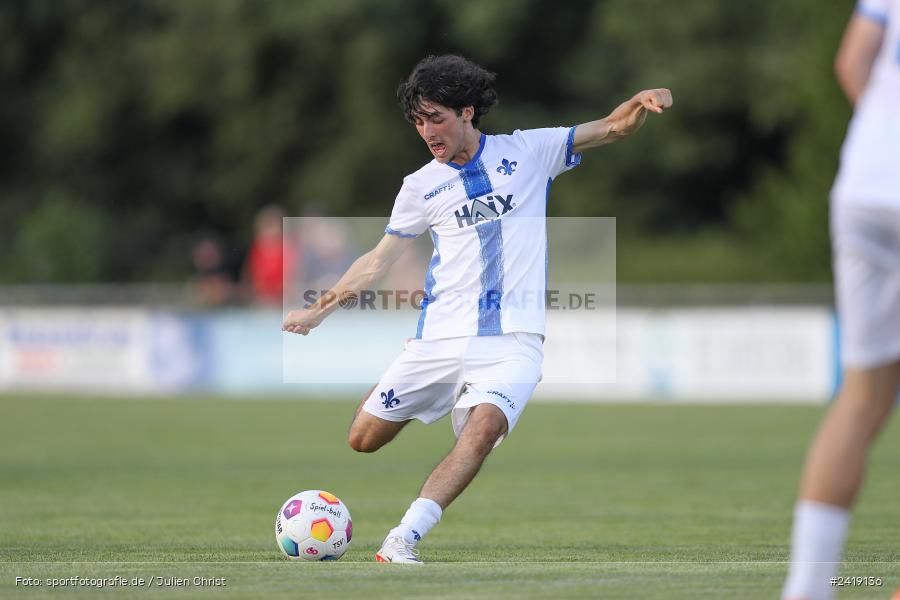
[
  {"left": 496, "top": 158, "right": 517, "bottom": 176},
  {"left": 454, "top": 194, "right": 515, "bottom": 228},
  {"left": 380, "top": 389, "right": 400, "bottom": 409}
]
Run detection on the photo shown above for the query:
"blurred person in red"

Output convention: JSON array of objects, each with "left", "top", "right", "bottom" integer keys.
[{"left": 245, "top": 205, "right": 297, "bottom": 306}]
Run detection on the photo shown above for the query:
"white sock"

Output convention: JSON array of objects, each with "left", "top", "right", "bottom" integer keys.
[
  {"left": 387, "top": 497, "right": 443, "bottom": 546},
  {"left": 782, "top": 500, "right": 850, "bottom": 600}
]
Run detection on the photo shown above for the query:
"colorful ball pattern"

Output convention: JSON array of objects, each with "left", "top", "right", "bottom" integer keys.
[{"left": 275, "top": 490, "right": 352, "bottom": 561}]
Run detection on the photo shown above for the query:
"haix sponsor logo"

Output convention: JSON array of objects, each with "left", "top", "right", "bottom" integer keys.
[
  {"left": 308, "top": 502, "right": 343, "bottom": 519},
  {"left": 424, "top": 182, "right": 455, "bottom": 200},
  {"left": 454, "top": 194, "right": 515, "bottom": 227}
]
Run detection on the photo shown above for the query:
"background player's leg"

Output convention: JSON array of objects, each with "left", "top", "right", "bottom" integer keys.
[
  {"left": 347, "top": 387, "right": 410, "bottom": 453},
  {"left": 800, "top": 362, "right": 900, "bottom": 506},
  {"left": 783, "top": 361, "right": 900, "bottom": 600}
]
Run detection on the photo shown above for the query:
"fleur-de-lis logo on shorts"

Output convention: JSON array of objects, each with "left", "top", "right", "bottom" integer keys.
[
  {"left": 380, "top": 389, "right": 400, "bottom": 409},
  {"left": 496, "top": 158, "right": 517, "bottom": 176}
]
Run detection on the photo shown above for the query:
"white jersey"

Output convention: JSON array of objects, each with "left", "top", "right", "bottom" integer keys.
[
  {"left": 832, "top": 0, "right": 900, "bottom": 209},
  {"left": 386, "top": 127, "right": 581, "bottom": 340}
]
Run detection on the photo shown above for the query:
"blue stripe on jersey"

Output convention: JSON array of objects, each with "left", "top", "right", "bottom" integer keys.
[
  {"left": 459, "top": 159, "right": 494, "bottom": 200},
  {"left": 544, "top": 177, "right": 552, "bottom": 294},
  {"left": 565, "top": 126, "right": 583, "bottom": 167},
  {"left": 415, "top": 230, "right": 441, "bottom": 339},
  {"left": 855, "top": 4, "right": 888, "bottom": 25},
  {"left": 476, "top": 219, "right": 504, "bottom": 335},
  {"left": 385, "top": 226, "right": 418, "bottom": 238}
]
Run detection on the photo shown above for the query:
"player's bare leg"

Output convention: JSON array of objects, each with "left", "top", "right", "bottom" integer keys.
[
  {"left": 347, "top": 386, "right": 409, "bottom": 453},
  {"left": 800, "top": 361, "right": 900, "bottom": 507},
  {"left": 418, "top": 403, "right": 507, "bottom": 508},
  {"left": 783, "top": 360, "right": 900, "bottom": 599},
  {"left": 376, "top": 403, "right": 508, "bottom": 563}
]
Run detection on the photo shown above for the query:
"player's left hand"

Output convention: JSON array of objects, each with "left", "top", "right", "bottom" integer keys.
[{"left": 636, "top": 89, "right": 673, "bottom": 114}]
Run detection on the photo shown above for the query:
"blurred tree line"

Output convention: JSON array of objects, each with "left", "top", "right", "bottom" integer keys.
[{"left": 0, "top": 0, "right": 854, "bottom": 283}]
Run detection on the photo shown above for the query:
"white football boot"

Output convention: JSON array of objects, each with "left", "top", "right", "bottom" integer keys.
[{"left": 375, "top": 536, "right": 424, "bottom": 564}]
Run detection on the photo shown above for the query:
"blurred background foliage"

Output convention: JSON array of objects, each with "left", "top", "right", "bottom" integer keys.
[{"left": 0, "top": 0, "right": 854, "bottom": 283}]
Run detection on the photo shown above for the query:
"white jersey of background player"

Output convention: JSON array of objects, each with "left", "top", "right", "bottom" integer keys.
[
  {"left": 783, "top": 2, "right": 900, "bottom": 599},
  {"left": 831, "top": 0, "right": 900, "bottom": 212},
  {"left": 283, "top": 54, "right": 672, "bottom": 564}
]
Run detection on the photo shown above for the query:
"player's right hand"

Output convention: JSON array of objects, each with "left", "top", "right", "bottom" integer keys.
[{"left": 282, "top": 309, "right": 321, "bottom": 336}]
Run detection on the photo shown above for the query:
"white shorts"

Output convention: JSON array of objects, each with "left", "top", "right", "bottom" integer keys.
[
  {"left": 832, "top": 203, "right": 900, "bottom": 368},
  {"left": 362, "top": 332, "right": 543, "bottom": 446}
]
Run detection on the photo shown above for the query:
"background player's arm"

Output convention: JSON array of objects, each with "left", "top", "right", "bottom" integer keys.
[
  {"left": 282, "top": 233, "right": 415, "bottom": 335},
  {"left": 572, "top": 89, "right": 673, "bottom": 152},
  {"left": 835, "top": 13, "right": 885, "bottom": 105}
]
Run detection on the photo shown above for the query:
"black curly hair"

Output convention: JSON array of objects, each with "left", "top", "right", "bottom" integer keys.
[{"left": 398, "top": 55, "right": 498, "bottom": 128}]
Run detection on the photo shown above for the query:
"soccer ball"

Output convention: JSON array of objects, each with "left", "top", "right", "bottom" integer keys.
[{"left": 275, "top": 490, "right": 352, "bottom": 561}]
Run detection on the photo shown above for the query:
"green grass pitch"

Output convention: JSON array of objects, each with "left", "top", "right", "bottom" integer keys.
[{"left": 1, "top": 395, "right": 898, "bottom": 598}]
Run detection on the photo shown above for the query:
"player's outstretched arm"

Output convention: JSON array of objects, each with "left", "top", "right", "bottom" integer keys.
[
  {"left": 572, "top": 89, "right": 672, "bottom": 152},
  {"left": 282, "top": 233, "right": 415, "bottom": 335}
]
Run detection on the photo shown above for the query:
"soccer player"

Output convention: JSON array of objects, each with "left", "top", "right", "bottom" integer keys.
[
  {"left": 283, "top": 55, "right": 672, "bottom": 563},
  {"left": 782, "top": 2, "right": 900, "bottom": 599}
]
